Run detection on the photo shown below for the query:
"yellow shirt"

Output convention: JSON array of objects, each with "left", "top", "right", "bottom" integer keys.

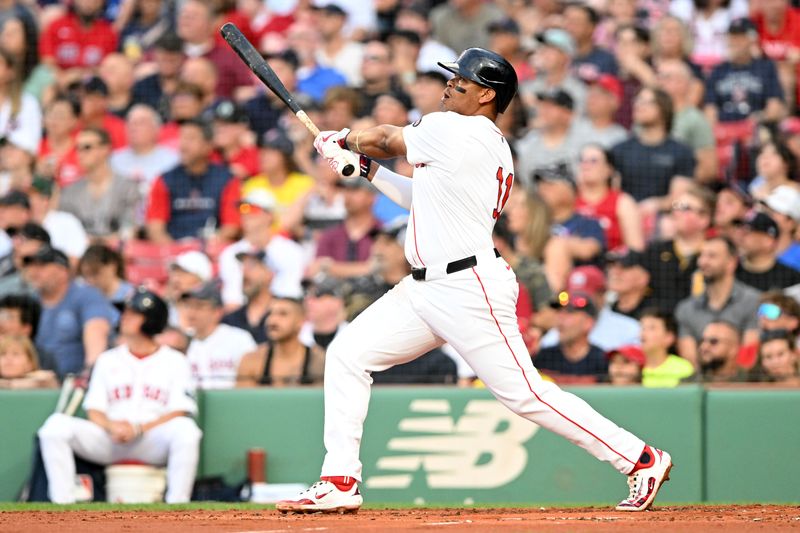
[
  {"left": 243, "top": 173, "right": 315, "bottom": 210},
  {"left": 642, "top": 355, "right": 695, "bottom": 388}
]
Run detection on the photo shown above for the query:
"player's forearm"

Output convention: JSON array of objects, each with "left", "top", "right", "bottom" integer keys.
[
  {"left": 369, "top": 165, "right": 413, "bottom": 209},
  {"left": 87, "top": 409, "right": 111, "bottom": 431},
  {"left": 345, "top": 125, "right": 405, "bottom": 158},
  {"left": 83, "top": 319, "right": 111, "bottom": 369},
  {"left": 141, "top": 411, "right": 187, "bottom": 432}
]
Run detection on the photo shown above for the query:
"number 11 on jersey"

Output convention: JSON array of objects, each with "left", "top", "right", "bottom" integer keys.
[{"left": 492, "top": 166, "right": 514, "bottom": 220}]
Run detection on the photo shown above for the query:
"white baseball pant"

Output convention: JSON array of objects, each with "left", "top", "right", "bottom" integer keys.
[
  {"left": 38, "top": 413, "right": 202, "bottom": 503},
  {"left": 321, "top": 251, "right": 645, "bottom": 480}
]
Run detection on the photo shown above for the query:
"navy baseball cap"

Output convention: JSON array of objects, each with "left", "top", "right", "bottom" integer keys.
[
  {"left": 743, "top": 211, "right": 779, "bottom": 238},
  {"left": 606, "top": 249, "right": 644, "bottom": 268},
  {"left": 549, "top": 290, "right": 598, "bottom": 318},
  {"left": 488, "top": 18, "right": 520, "bottom": 35},
  {"left": 729, "top": 18, "right": 757, "bottom": 35},
  {"left": 212, "top": 100, "right": 249, "bottom": 124},
  {"left": 180, "top": 281, "right": 223, "bottom": 307},
  {"left": 22, "top": 246, "right": 68, "bottom": 268},
  {"left": 536, "top": 88, "right": 574, "bottom": 110}
]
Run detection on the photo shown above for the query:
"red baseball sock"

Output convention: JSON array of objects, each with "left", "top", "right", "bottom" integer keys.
[
  {"left": 321, "top": 476, "right": 356, "bottom": 491},
  {"left": 629, "top": 445, "right": 655, "bottom": 474}
]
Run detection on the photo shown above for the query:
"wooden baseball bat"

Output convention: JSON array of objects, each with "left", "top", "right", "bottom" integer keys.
[{"left": 220, "top": 23, "right": 355, "bottom": 176}]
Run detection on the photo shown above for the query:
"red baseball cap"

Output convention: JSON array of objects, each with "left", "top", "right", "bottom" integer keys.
[
  {"left": 607, "top": 345, "right": 645, "bottom": 366},
  {"left": 587, "top": 74, "right": 623, "bottom": 101},
  {"left": 566, "top": 265, "right": 606, "bottom": 296}
]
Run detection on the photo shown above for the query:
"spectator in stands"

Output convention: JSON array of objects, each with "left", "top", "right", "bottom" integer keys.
[
  {"left": 222, "top": 249, "right": 272, "bottom": 345},
  {"left": 218, "top": 189, "right": 306, "bottom": 309},
  {"left": 98, "top": 53, "right": 134, "bottom": 119},
  {"left": 176, "top": 0, "right": 251, "bottom": 99},
  {"left": 27, "top": 177, "right": 87, "bottom": 262},
  {"left": 758, "top": 291, "right": 800, "bottom": 338},
  {"left": 675, "top": 236, "right": 761, "bottom": 365},
  {"left": 25, "top": 246, "right": 118, "bottom": 378},
  {"left": 754, "top": 329, "right": 800, "bottom": 385},
  {"left": 0, "top": 48, "right": 41, "bottom": 167},
  {"left": 182, "top": 281, "right": 257, "bottom": 389},
  {"left": 576, "top": 73, "right": 628, "bottom": 149},
  {"left": 37, "top": 94, "right": 81, "bottom": 188},
  {"left": 704, "top": 18, "right": 786, "bottom": 125},
  {"left": 285, "top": 22, "right": 347, "bottom": 103},
  {"left": 540, "top": 265, "right": 641, "bottom": 352},
  {"left": 280, "top": 153, "right": 346, "bottom": 240},
  {"left": 0, "top": 293, "right": 39, "bottom": 339},
  {"left": 146, "top": 117, "right": 240, "bottom": 243},
  {"left": 0, "top": 189, "right": 30, "bottom": 231},
  {"left": 516, "top": 90, "right": 585, "bottom": 186},
  {"left": 0, "top": 334, "right": 58, "bottom": 388},
  {"left": 39, "top": 0, "right": 118, "bottom": 79},
  {"left": 611, "top": 87, "right": 696, "bottom": 203},
  {"left": 535, "top": 164, "right": 606, "bottom": 266},
  {"left": 698, "top": 320, "right": 748, "bottom": 382},
  {"left": 522, "top": 29, "right": 586, "bottom": 115},
  {"left": 386, "top": 29, "right": 424, "bottom": 95},
  {"left": 301, "top": 276, "right": 348, "bottom": 354},
  {"left": 75, "top": 76, "right": 127, "bottom": 149},
  {"left": 117, "top": 0, "right": 171, "bottom": 58},
  {"left": 408, "top": 70, "right": 446, "bottom": 120},
  {"left": 311, "top": 179, "right": 381, "bottom": 280},
  {"left": 750, "top": 141, "right": 799, "bottom": 202},
  {"left": 165, "top": 250, "right": 212, "bottom": 327},
  {"left": 244, "top": 129, "right": 314, "bottom": 226},
  {"left": 565, "top": 2, "right": 617, "bottom": 78},
  {"left": 650, "top": 16, "right": 704, "bottom": 106},
  {"left": 237, "top": 296, "right": 323, "bottom": 387},
  {"left": 760, "top": 184, "right": 800, "bottom": 271},
  {"left": 575, "top": 143, "right": 643, "bottom": 252},
  {"left": 429, "top": 0, "right": 504, "bottom": 54},
  {"left": 606, "top": 344, "right": 644, "bottom": 385},
  {"left": 639, "top": 308, "right": 695, "bottom": 387},
  {"left": 736, "top": 211, "right": 800, "bottom": 291},
  {"left": 0, "top": 221, "right": 48, "bottom": 297},
  {"left": 394, "top": 2, "right": 457, "bottom": 74},
  {"left": 607, "top": 250, "right": 654, "bottom": 320},
  {"left": 131, "top": 33, "right": 185, "bottom": 120},
  {"left": 314, "top": 3, "right": 365, "bottom": 86},
  {"left": 0, "top": 118, "right": 38, "bottom": 195},
  {"left": 358, "top": 40, "right": 407, "bottom": 115},
  {"left": 534, "top": 291, "right": 607, "bottom": 383},
  {"left": 613, "top": 25, "right": 652, "bottom": 130},
  {"left": 753, "top": 0, "right": 800, "bottom": 111},
  {"left": 211, "top": 100, "right": 258, "bottom": 180},
  {"left": 179, "top": 56, "right": 219, "bottom": 113},
  {"left": 713, "top": 183, "right": 751, "bottom": 242},
  {"left": 78, "top": 244, "right": 134, "bottom": 311},
  {"left": 59, "top": 127, "right": 140, "bottom": 240},
  {"left": 111, "top": 105, "right": 180, "bottom": 220},
  {"left": 658, "top": 59, "right": 718, "bottom": 183},
  {"left": 244, "top": 50, "right": 296, "bottom": 140},
  {"left": 0, "top": 15, "right": 55, "bottom": 103},
  {"left": 670, "top": 0, "right": 749, "bottom": 70}
]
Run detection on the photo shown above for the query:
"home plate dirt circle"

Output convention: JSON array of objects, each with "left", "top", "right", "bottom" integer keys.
[{"left": 5, "top": 505, "right": 800, "bottom": 532}]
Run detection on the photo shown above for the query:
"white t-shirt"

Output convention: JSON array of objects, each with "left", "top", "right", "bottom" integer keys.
[
  {"left": 670, "top": 0, "right": 749, "bottom": 65},
  {"left": 218, "top": 236, "right": 307, "bottom": 307},
  {"left": 111, "top": 145, "right": 180, "bottom": 223},
  {"left": 82, "top": 345, "right": 197, "bottom": 424},
  {"left": 43, "top": 210, "right": 89, "bottom": 259},
  {"left": 316, "top": 41, "right": 365, "bottom": 86},
  {"left": 401, "top": 111, "right": 514, "bottom": 267},
  {"left": 0, "top": 93, "right": 42, "bottom": 154},
  {"left": 187, "top": 323, "right": 257, "bottom": 389}
]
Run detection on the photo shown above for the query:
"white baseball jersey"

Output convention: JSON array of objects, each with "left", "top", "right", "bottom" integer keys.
[
  {"left": 187, "top": 323, "right": 257, "bottom": 389},
  {"left": 402, "top": 111, "right": 515, "bottom": 268},
  {"left": 82, "top": 345, "right": 197, "bottom": 423}
]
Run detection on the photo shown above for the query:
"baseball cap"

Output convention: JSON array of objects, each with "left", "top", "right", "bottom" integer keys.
[
  {"left": 606, "top": 249, "right": 644, "bottom": 269},
  {"left": 761, "top": 185, "right": 800, "bottom": 222},
  {"left": 336, "top": 178, "right": 377, "bottom": 192},
  {"left": 258, "top": 128, "right": 294, "bottom": 156},
  {"left": 371, "top": 215, "right": 408, "bottom": 246},
  {"left": 178, "top": 116, "right": 214, "bottom": 141},
  {"left": 607, "top": 345, "right": 645, "bottom": 366},
  {"left": 303, "top": 276, "right": 344, "bottom": 298},
  {"left": 417, "top": 70, "right": 448, "bottom": 85},
  {"left": 0, "top": 190, "right": 30, "bottom": 209},
  {"left": 488, "top": 18, "right": 520, "bottom": 35},
  {"left": 584, "top": 73, "right": 623, "bottom": 101},
  {"left": 22, "top": 246, "right": 69, "bottom": 268},
  {"left": 154, "top": 32, "right": 183, "bottom": 53},
  {"left": 536, "top": 88, "right": 574, "bottom": 111},
  {"left": 729, "top": 18, "right": 757, "bottom": 36},
  {"left": 211, "top": 99, "right": 249, "bottom": 124},
  {"left": 312, "top": 2, "right": 347, "bottom": 17},
  {"left": 549, "top": 290, "right": 598, "bottom": 318},
  {"left": 31, "top": 176, "right": 55, "bottom": 197},
  {"left": 6, "top": 222, "right": 51, "bottom": 244},
  {"left": 265, "top": 49, "right": 300, "bottom": 70},
  {"left": 82, "top": 76, "right": 108, "bottom": 96},
  {"left": 533, "top": 162, "right": 575, "bottom": 189},
  {"left": 566, "top": 265, "right": 606, "bottom": 296},
  {"left": 170, "top": 251, "right": 213, "bottom": 282},
  {"left": 239, "top": 188, "right": 277, "bottom": 213},
  {"left": 235, "top": 247, "right": 268, "bottom": 264},
  {"left": 535, "top": 28, "right": 576, "bottom": 56},
  {"left": 180, "top": 280, "right": 223, "bottom": 306},
  {"left": 742, "top": 211, "right": 779, "bottom": 238}
]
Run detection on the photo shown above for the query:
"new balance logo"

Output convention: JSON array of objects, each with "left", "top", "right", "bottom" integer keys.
[{"left": 365, "top": 399, "right": 539, "bottom": 489}]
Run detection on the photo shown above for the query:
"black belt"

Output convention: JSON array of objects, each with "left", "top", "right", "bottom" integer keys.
[{"left": 411, "top": 249, "right": 501, "bottom": 281}]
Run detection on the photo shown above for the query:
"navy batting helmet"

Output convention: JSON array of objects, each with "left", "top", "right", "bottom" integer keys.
[
  {"left": 125, "top": 288, "right": 169, "bottom": 337},
  {"left": 438, "top": 48, "right": 518, "bottom": 113}
]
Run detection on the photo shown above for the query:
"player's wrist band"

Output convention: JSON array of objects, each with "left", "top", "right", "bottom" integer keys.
[{"left": 359, "top": 155, "right": 372, "bottom": 179}]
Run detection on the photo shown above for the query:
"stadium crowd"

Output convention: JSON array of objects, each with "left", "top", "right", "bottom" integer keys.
[{"left": 0, "top": 0, "right": 799, "bottom": 393}]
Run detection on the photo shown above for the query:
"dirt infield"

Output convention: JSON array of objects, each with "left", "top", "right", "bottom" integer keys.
[{"left": 2, "top": 505, "right": 800, "bottom": 533}]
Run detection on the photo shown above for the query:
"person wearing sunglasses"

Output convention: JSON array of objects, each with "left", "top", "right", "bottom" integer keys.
[
  {"left": 757, "top": 293, "right": 800, "bottom": 341},
  {"left": 735, "top": 211, "right": 800, "bottom": 292},
  {"left": 697, "top": 320, "right": 748, "bottom": 382}
]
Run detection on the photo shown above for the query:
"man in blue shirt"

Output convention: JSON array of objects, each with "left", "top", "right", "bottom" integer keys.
[
  {"left": 24, "top": 247, "right": 119, "bottom": 378},
  {"left": 704, "top": 18, "right": 786, "bottom": 124}
]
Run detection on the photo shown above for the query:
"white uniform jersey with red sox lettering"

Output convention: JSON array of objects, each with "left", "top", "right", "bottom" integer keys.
[
  {"left": 402, "top": 111, "right": 514, "bottom": 268},
  {"left": 83, "top": 344, "right": 198, "bottom": 421},
  {"left": 187, "top": 324, "right": 257, "bottom": 389}
]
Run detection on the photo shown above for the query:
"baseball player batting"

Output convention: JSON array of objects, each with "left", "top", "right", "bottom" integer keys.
[
  {"left": 37, "top": 288, "right": 202, "bottom": 503},
  {"left": 277, "top": 48, "right": 672, "bottom": 514}
]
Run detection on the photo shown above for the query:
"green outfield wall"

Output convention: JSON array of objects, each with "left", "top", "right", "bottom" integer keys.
[{"left": 1, "top": 386, "right": 798, "bottom": 504}]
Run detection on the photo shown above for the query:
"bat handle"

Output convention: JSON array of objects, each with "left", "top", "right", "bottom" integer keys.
[{"left": 295, "top": 110, "right": 319, "bottom": 137}]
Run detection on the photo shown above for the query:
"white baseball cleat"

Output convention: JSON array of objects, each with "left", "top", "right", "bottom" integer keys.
[
  {"left": 275, "top": 477, "right": 362, "bottom": 514},
  {"left": 616, "top": 447, "right": 673, "bottom": 512}
]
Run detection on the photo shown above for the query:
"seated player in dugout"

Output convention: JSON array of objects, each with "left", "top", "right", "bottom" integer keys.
[{"left": 277, "top": 48, "right": 673, "bottom": 514}]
